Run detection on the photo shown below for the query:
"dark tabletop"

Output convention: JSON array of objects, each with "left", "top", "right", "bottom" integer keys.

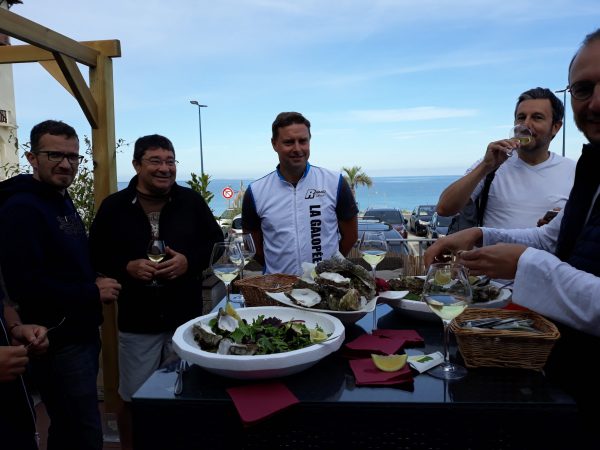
[{"left": 132, "top": 302, "right": 579, "bottom": 450}]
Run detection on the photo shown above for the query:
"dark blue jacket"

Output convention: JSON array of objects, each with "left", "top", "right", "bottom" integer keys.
[{"left": 0, "top": 175, "right": 101, "bottom": 348}]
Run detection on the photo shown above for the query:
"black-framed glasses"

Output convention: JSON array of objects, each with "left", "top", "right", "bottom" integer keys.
[
  {"left": 568, "top": 80, "right": 599, "bottom": 101},
  {"left": 36, "top": 151, "right": 84, "bottom": 165},
  {"left": 142, "top": 158, "right": 178, "bottom": 167}
]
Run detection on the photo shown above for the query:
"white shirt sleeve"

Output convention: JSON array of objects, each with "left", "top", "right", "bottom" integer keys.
[{"left": 481, "top": 209, "right": 600, "bottom": 336}]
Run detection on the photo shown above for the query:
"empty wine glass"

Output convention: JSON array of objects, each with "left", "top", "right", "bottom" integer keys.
[
  {"left": 508, "top": 124, "right": 533, "bottom": 156},
  {"left": 210, "top": 241, "right": 244, "bottom": 307},
  {"left": 421, "top": 263, "right": 472, "bottom": 380},
  {"left": 359, "top": 231, "right": 388, "bottom": 331},
  {"left": 146, "top": 238, "right": 166, "bottom": 287},
  {"left": 229, "top": 233, "right": 256, "bottom": 280}
]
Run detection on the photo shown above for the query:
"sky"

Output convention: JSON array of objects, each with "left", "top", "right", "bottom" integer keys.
[{"left": 4, "top": 0, "right": 600, "bottom": 181}]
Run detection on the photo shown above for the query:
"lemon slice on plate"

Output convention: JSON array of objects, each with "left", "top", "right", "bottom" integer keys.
[
  {"left": 225, "top": 302, "right": 241, "bottom": 321},
  {"left": 371, "top": 353, "right": 408, "bottom": 372},
  {"left": 310, "top": 328, "right": 328, "bottom": 343}
]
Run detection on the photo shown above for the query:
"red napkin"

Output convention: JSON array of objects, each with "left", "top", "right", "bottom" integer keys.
[
  {"left": 503, "top": 302, "right": 530, "bottom": 311},
  {"left": 226, "top": 381, "right": 299, "bottom": 425},
  {"left": 343, "top": 329, "right": 424, "bottom": 359},
  {"left": 349, "top": 358, "right": 413, "bottom": 386}
]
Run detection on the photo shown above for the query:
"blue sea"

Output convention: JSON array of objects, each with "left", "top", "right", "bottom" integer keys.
[{"left": 117, "top": 175, "right": 460, "bottom": 216}]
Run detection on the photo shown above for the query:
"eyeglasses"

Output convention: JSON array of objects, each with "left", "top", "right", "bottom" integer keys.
[
  {"left": 142, "top": 158, "right": 178, "bottom": 167},
  {"left": 568, "top": 80, "right": 600, "bottom": 101},
  {"left": 36, "top": 151, "right": 84, "bottom": 165}
]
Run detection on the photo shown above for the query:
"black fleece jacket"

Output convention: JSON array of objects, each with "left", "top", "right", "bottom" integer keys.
[
  {"left": 89, "top": 177, "right": 223, "bottom": 333},
  {"left": 0, "top": 174, "right": 101, "bottom": 348}
]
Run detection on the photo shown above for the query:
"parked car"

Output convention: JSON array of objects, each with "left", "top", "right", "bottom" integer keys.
[
  {"left": 364, "top": 207, "right": 408, "bottom": 239},
  {"left": 426, "top": 212, "right": 454, "bottom": 240},
  {"left": 356, "top": 219, "right": 410, "bottom": 255},
  {"left": 217, "top": 208, "right": 238, "bottom": 233},
  {"left": 409, "top": 204, "right": 436, "bottom": 236},
  {"left": 230, "top": 214, "right": 243, "bottom": 237}
]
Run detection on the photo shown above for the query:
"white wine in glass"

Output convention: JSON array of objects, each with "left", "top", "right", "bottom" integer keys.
[
  {"left": 359, "top": 231, "right": 388, "bottom": 331},
  {"left": 146, "top": 238, "right": 166, "bottom": 286},
  {"left": 229, "top": 233, "right": 256, "bottom": 279},
  {"left": 421, "top": 263, "right": 472, "bottom": 380},
  {"left": 508, "top": 124, "right": 533, "bottom": 155},
  {"left": 210, "top": 242, "right": 244, "bottom": 307}
]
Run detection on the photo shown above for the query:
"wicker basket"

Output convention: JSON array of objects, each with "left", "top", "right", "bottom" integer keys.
[
  {"left": 234, "top": 273, "right": 298, "bottom": 307},
  {"left": 449, "top": 308, "right": 560, "bottom": 370}
]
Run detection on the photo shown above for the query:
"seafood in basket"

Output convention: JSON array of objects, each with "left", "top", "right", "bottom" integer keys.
[{"left": 285, "top": 258, "right": 376, "bottom": 312}]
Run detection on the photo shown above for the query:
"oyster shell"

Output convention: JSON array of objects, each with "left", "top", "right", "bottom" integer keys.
[
  {"left": 317, "top": 272, "right": 351, "bottom": 287},
  {"left": 286, "top": 288, "right": 322, "bottom": 307},
  {"left": 316, "top": 258, "right": 376, "bottom": 300},
  {"left": 192, "top": 322, "right": 223, "bottom": 350},
  {"left": 217, "top": 338, "right": 258, "bottom": 355},
  {"left": 338, "top": 288, "right": 361, "bottom": 311},
  {"left": 216, "top": 307, "right": 239, "bottom": 332}
]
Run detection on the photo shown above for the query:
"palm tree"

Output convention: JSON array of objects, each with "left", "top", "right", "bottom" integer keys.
[{"left": 342, "top": 166, "right": 373, "bottom": 198}]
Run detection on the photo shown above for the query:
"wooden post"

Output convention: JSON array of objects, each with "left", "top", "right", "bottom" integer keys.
[{"left": 90, "top": 52, "right": 120, "bottom": 413}]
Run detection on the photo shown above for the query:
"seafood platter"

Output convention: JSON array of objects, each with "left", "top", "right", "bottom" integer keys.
[
  {"left": 172, "top": 306, "right": 344, "bottom": 379},
  {"left": 267, "top": 258, "right": 377, "bottom": 324},
  {"left": 385, "top": 276, "right": 512, "bottom": 322}
]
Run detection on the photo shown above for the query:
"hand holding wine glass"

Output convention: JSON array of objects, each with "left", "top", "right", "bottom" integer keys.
[
  {"left": 421, "top": 262, "right": 472, "bottom": 380},
  {"left": 359, "top": 231, "right": 388, "bottom": 331},
  {"left": 146, "top": 238, "right": 166, "bottom": 286},
  {"left": 210, "top": 241, "right": 244, "bottom": 307},
  {"left": 507, "top": 124, "right": 533, "bottom": 156}
]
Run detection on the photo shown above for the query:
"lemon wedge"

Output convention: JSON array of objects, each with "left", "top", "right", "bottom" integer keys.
[
  {"left": 310, "top": 328, "right": 328, "bottom": 343},
  {"left": 434, "top": 270, "right": 451, "bottom": 285},
  {"left": 225, "top": 302, "right": 241, "bottom": 321},
  {"left": 371, "top": 353, "right": 408, "bottom": 372}
]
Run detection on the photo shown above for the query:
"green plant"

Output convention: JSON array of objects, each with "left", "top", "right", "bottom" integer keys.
[
  {"left": 187, "top": 172, "right": 215, "bottom": 210},
  {"left": 342, "top": 166, "right": 373, "bottom": 198}
]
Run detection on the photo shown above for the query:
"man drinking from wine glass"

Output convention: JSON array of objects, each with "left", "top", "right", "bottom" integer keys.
[
  {"left": 425, "top": 28, "right": 600, "bottom": 448},
  {"left": 437, "top": 87, "right": 575, "bottom": 231},
  {"left": 89, "top": 134, "right": 223, "bottom": 449},
  {"left": 242, "top": 112, "right": 358, "bottom": 275},
  {"left": 0, "top": 120, "right": 121, "bottom": 450}
]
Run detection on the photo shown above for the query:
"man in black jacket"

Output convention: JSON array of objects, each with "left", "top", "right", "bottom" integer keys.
[
  {"left": 89, "top": 134, "right": 223, "bottom": 449},
  {"left": 0, "top": 120, "right": 121, "bottom": 450}
]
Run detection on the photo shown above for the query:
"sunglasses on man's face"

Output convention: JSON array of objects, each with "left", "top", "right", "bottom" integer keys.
[{"left": 36, "top": 151, "right": 84, "bottom": 165}]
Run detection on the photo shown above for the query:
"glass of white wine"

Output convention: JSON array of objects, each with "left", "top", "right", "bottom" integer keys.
[
  {"left": 421, "top": 263, "right": 472, "bottom": 380},
  {"left": 359, "top": 231, "right": 388, "bottom": 331},
  {"left": 146, "top": 238, "right": 166, "bottom": 287},
  {"left": 508, "top": 124, "right": 533, "bottom": 156},
  {"left": 210, "top": 241, "right": 244, "bottom": 307}
]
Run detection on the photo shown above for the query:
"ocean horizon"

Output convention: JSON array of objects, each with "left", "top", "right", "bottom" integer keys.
[{"left": 117, "top": 175, "right": 461, "bottom": 215}]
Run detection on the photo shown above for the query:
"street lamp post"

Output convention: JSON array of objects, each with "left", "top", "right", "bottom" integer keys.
[
  {"left": 555, "top": 87, "right": 567, "bottom": 157},
  {"left": 190, "top": 100, "right": 207, "bottom": 176}
]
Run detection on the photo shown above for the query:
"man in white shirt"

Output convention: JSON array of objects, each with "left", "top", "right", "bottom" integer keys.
[
  {"left": 425, "top": 28, "right": 600, "bottom": 447},
  {"left": 437, "top": 87, "right": 576, "bottom": 229},
  {"left": 242, "top": 112, "right": 358, "bottom": 275}
]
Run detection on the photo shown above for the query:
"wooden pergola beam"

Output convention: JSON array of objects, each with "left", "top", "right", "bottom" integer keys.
[
  {"left": 53, "top": 52, "right": 99, "bottom": 128},
  {"left": 0, "top": 40, "right": 121, "bottom": 64},
  {"left": 0, "top": 7, "right": 98, "bottom": 66}
]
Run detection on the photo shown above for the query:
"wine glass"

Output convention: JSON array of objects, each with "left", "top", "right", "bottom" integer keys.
[
  {"left": 359, "top": 231, "right": 388, "bottom": 331},
  {"left": 146, "top": 238, "right": 166, "bottom": 287},
  {"left": 210, "top": 241, "right": 244, "bottom": 307},
  {"left": 421, "top": 263, "right": 472, "bottom": 380},
  {"left": 229, "top": 233, "right": 256, "bottom": 280},
  {"left": 508, "top": 124, "right": 533, "bottom": 156}
]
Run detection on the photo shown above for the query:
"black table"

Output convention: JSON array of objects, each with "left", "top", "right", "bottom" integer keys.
[{"left": 132, "top": 303, "right": 579, "bottom": 450}]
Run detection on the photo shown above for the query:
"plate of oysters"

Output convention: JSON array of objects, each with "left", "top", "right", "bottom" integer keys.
[
  {"left": 386, "top": 275, "right": 512, "bottom": 321},
  {"left": 266, "top": 258, "right": 377, "bottom": 324}
]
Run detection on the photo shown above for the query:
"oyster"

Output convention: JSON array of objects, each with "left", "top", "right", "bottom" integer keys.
[
  {"left": 286, "top": 288, "right": 322, "bottom": 307},
  {"left": 388, "top": 276, "right": 425, "bottom": 295},
  {"left": 217, "top": 338, "right": 257, "bottom": 355},
  {"left": 316, "top": 258, "right": 376, "bottom": 300},
  {"left": 192, "top": 322, "right": 223, "bottom": 350},
  {"left": 216, "top": 307, "right": 239, "bottom": 332},
  {"left": 317, "top": 272, "right": 351, "bottom": 287},
  {"left": 338, "top": 288, "right": 361, "bottom": 311}
]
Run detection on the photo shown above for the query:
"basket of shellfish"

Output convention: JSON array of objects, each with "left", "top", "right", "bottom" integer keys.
[
  {"left": 449, "top": 308, "right": 560, "bottom": 370},
  {"left": 234, "top": 273, "right": 299, "bottom": 307}
]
